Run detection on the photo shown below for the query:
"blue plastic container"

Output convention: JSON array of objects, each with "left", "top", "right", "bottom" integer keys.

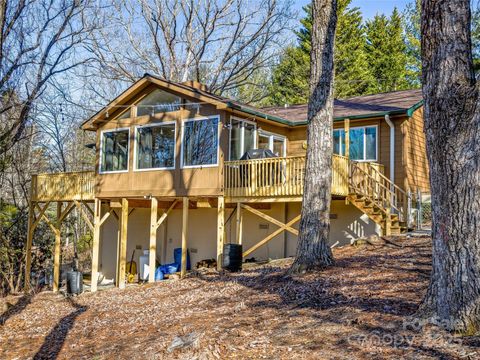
[
  {"left": 174, "top": 248, "right": 191, "bottom": 270},
  {"left": 159, "top": 263, "right": 179, "bottom": 274},
  {"left": 155, "top": 267, "right": 164, "bottom": 281}
]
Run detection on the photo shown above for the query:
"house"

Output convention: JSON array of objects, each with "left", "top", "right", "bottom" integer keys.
[{"left": 24, "top": 74, "right": 429, "bottom": 292}]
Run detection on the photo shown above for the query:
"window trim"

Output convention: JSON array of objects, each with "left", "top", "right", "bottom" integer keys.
[
  {"left": 133, "top": 121, "right": 177, "bottom": 172},
  {"left": 228, "top": 116, "right": 257, "bottom": 160},
  {"left": 258, "top": 130, "right": 287, "bottom": 157},
  {"left": 333, "top": 125, "right": 378, "bottom": 162},
  {"left": 180, "top": 115, "right": 221, "bottom": 169},
  {"left": 99, "top": 127, "right": 131, "bottom": 174}
]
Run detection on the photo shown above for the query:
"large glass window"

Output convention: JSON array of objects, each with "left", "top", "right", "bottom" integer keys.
[
  {"left": 229, "top": 118, "right": 256, "bottom": 160},
  {"left": 136, "top": 89, "right": 182, "bottom": 117},
  {"left": 136, "top": 123, "right": 175, "bottom": 170},
  {"left": 101, "top": 129, "right": 129, "bottom": 173},
  {"left": 182, "top": 116, "right": 219, "bottom": 167},
  {"left": 258, "top": 131, "right": 286, "bottom": 157},
  {"left": 333, "top": 126, "right": 377, "bottom": 161}
]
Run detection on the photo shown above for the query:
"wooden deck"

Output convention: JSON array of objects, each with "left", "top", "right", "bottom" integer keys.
[
  {"left": 30, "top": 156, "right": 384, "bottom": 203},
  {"left": 31, "top": 171, "right": 96, "bottom": 202},
  {"left": 224, "top": 154, "right": 350, "bottom": 200}
]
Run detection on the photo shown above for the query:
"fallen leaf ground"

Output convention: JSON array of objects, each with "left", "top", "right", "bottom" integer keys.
[{"left": 1, "top": 236, "right": 479, "bottom": 359}]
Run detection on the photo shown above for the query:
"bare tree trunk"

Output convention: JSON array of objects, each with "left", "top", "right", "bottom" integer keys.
[
  {"left": 289, "top": 0, "right": 337, "bottom": 274},
  {"left": 419, "top": 0, "right": 480, "bottom": 333}
]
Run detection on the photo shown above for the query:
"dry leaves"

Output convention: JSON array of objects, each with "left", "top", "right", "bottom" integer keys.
[{"left": 0, "top": 236, "right": 479, "bottom": 359}]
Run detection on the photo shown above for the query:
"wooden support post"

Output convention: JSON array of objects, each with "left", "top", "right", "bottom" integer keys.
[
  {"left": 53, "top": 202, "right": 62, "bottom": 292},
  {"left": 384, "top": 206, "right": 392, "bottom": 236},
  {"left": 217, "top": 196, "right": 225, "bottom": 271},
  {"left": 235, "top": 202, "right": 242, "bottom": 245},
  {"left": 149, "top": 197, "right": 158, "bottom": 283},
  {"left": 344, "top": 118, "right": 350, "bottom": 159},
  {"left": 118, "top": 198, "right": 129, "bottom": 289},
  {"left": 24, "top": 200, "right": 35, "bottom": 291},
  {"left": 91, "top": 198, "right": 101, "bottom": 293},
  {"left": 181, "top": 197, "right": 189, "bottom": 278}
]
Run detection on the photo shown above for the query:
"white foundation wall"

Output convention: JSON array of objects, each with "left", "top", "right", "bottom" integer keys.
[
  {"left": 285, "top": 200, "right": 382, "bottom": 256},
  {"left": 99, "top": 200, "right": 380, "bottom": 279}
]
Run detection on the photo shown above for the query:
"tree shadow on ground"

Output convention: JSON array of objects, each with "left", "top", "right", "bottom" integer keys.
[
  {"left": 33, "top": 297, "right": 87, "bottom": 360},
  {"left": 192, "top": 242, "right": 480, "bottom": 358},
  {"left": 0, "top": 294, "right": 33, "bottom": 326}
]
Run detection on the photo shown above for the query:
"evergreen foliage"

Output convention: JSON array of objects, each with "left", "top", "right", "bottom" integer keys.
[
  {"left": 267, "top": 1, "right": 427, "bottom": 106},
  {"left": 365, "top": 8, "right": 410, "bottom": 93}
]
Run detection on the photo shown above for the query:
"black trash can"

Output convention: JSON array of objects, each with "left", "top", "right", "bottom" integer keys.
[
  {"left": 223, "top": 244, "right": 243, "bottom": 272},
  {"left": 66, "top": 271, "right": 83, "bottom": 295}
]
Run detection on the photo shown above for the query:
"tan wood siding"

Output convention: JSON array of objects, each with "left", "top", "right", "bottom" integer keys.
[
  {"left": 95, "top": 93, "right": 228, "bottom": 198},
  {"left": 401, "top": 107, "right": 430, "bottom": 192}
]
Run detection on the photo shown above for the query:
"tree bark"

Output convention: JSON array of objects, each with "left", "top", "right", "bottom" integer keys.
[
  {"left": 289, "top": 0, "right": 337, "bottom": 274},
  {"left": 419, "top": 0, "right": 480, "bottom": 333}
]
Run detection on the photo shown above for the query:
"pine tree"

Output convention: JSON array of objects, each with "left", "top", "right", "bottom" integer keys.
[
  {"left": 268, "top": 0, "right": 372, "bottom": 105},
  {"left": 268, "top": 47, "right": 310, "bottom": 105},
  {"left": 403, "top": 0, "right": 421, "bottom": 87},
  {"left": 335, "top": 1, "right": 375, "bottom": 97},
  {"left": 365, "top": 8, "right": 409, "bottom": 93}
]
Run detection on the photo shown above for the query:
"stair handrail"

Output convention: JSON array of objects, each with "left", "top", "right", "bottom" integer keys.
[
  {"left": 349, "top": 163, "right": 391, "bottom": 213},
  {"left": 366, "top": 164, "right": 410, "bottom": 221},
  {"left": 349, "top": 161, "right": 411, "bottom": 222}
]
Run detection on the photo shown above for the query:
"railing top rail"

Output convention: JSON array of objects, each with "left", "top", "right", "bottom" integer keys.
[
  {"left": 364, "top": 163, "right": 408, "bottom": 197},
  {"left": 225, "top": 153, "right": 348, "bottom": 165},
  {"left": 33, "top": 170, "right": 95, "bottom": 177}
]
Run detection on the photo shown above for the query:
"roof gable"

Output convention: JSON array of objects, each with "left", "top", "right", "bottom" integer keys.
[{"left": 82, "top": 75, "right": 423, "bottom": 131}]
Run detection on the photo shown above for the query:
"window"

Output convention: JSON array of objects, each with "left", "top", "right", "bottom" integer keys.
[
  {"left": 258, "top": 131, "right": 286, "bottom": 157},
  {"left": 229, "top": 118, "right": 256, "bottom": 160},
  {"left": 135, "top": 123, "right": 175, "bottom": 170},
  {"left": 182, "top": 116, "right": 219, "bottom": 167},
  {"left": 333, "top": 125, "right": 377, "bottom": 161},
  {"left": 100, "top": 129, "right": 129, "bottom": 173},
  {"left": 117, "top": 108, "right": 131, "bottom": 120},
  {"left": 136, "top": 89, "right": 181, "bottom": 117}
]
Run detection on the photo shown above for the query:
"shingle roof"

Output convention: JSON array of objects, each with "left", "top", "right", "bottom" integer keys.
[
  {"left": 83, "top": 74, "right": 423, "bottom": 130},
  {"left": 262, "top": 89, "right": 423, "bottom": 123}
]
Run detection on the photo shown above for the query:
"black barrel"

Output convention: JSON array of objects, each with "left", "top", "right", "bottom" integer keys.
[
  {"left": 223, "top": 244, "right": 243, "bottom": 272},
  {"left": 66, "top": 271, "right": 83, "bottom": 295}
]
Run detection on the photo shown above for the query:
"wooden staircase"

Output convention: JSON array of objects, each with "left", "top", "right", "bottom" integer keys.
[{"left": 347, "top": 162, "right": 410, "bottom": 236}]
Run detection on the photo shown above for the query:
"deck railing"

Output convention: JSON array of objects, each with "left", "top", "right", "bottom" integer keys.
[
  {"left": 31, "top": 171, "right": 96, "bottom": 202},
  {"left": 224, "top": 154, "right": 350, "bottom": 198}
]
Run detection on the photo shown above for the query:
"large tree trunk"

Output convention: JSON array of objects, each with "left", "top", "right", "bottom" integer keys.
[
  {"left": 419, "top": 0, "right": 480, "bottom": 333},
  {"left": 289, "top": 0, "right": 337, "bottom": 274}
]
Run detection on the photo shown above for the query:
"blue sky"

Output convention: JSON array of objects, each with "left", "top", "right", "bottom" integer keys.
[{"left": 294, "top": 0, "right": 413, "bottom": 19}]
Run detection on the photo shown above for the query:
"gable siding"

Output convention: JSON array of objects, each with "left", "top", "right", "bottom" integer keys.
[{"left": 95, "top": 92, "right": 228, "bottom": 198}]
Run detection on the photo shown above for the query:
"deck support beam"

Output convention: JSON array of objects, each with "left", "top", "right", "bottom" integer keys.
[
  {"left": 148, "top": 197, "right": 158, "bottom": 283},
  {"left": 181, "top": 197, "right": 189, "bottom": 278},
  {"left": 241, "top": 204, "right": 299, "bottom": 236},
  {"left": 243, "top": 214, "right": 301, "bottom": 258},
  {"left": 118, "top": 198, "right": 129, "bottom": 289},
  {"left": 24, "top": 198, "right": 35, "bottom": 291},
  {"left": 53, "top": 202, "right": 62, "bottom": 292},
  {"left": 217, "top": 196, "right": 225, "bottom": 270},
  {"left": 235, "top": 202, "right": 242, "bottom": 245},
  {"left": 91, "top": 199, "right": 101, "bottom": 293}
]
